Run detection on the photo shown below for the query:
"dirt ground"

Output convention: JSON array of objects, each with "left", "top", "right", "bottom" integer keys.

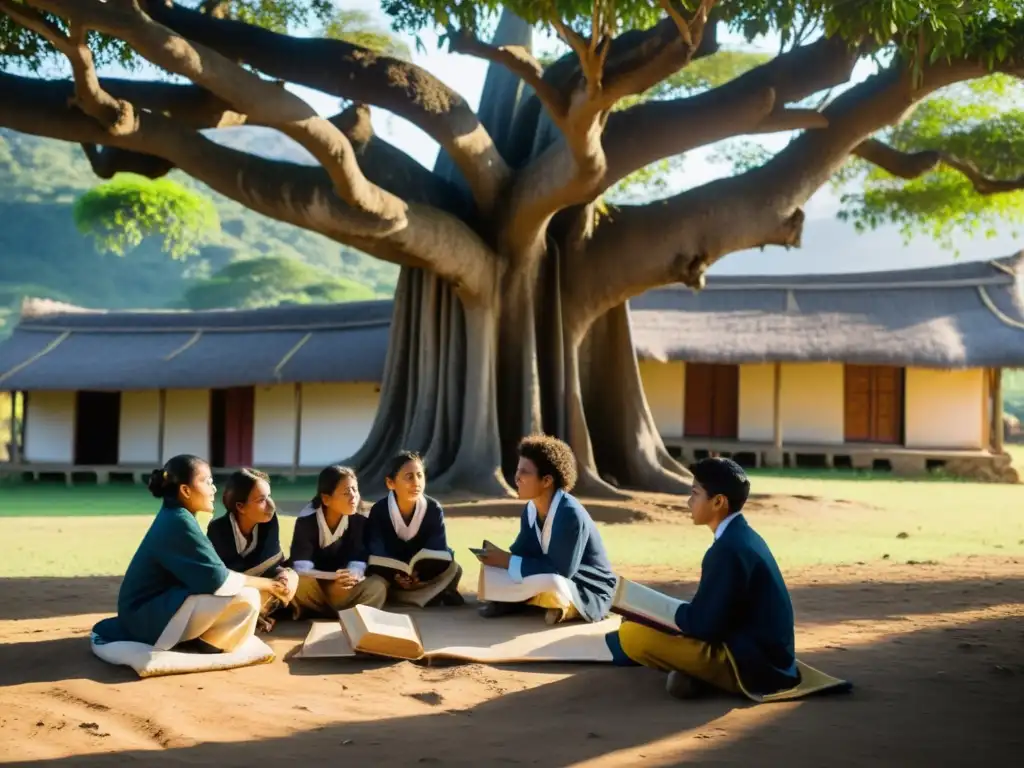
[{"left": 1, "top": 500, "right": 1022, "bottom": 767}]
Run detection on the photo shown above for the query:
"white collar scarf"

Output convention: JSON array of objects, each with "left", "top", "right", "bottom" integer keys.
[
  {"left": 387, "top": 492, "right": 428, "bottom": 542},
  {"left": 315, "top": 508, "right": 349, "bottom": 549},
  {"left": 229, "top": 513, "right": 259, "bottom": 558},
  {"left": 526, "top": 490, "right": 564, "bottom": 554}
]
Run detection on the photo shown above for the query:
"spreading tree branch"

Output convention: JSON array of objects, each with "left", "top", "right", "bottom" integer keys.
[
  {"left": 569, "top": 51, "right": 1008, "bottom": 332},
  {"left": 602, "top": 35, "right": 861, "bottom": 193},
  {"left": 502, "top": 2, "right": 720, "bottom": 262},
  {"left": 446, "top": 27, "right": 568, "bottom": 119},
  {"left": 0, "top": 68, "right": 497, "bottom": 300},
  {"left": 24, "top": 0, "right": 428, "bottom": 244},
  {"left": 140, "top": 0, "right": 510, "bottom": 215},
  {"left": 853, "top": 138, "right": 1024, "bottom": 195}
]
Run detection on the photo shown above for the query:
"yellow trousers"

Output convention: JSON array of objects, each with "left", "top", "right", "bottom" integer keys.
[
  {"left": 290, "top": 574, "right": 388, "bottom": 619},
  {"left": 618, "top": 620, "right": 740, "bottom": 694}
]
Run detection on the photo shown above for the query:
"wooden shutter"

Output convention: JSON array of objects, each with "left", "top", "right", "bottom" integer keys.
[
  {"left": 685, "top": 364, "right": 739, "bottom": 439},
  {"left": 845, "top": 365, "right": 904, "bottom": 444},
  {"left": 223, "top": 387, "right": 255, "bottom": 467}
]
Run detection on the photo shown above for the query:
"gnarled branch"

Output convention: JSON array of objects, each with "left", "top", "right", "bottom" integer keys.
[
  {"left": 0, "top": 71, "right": 498, "bottom": 301},
  {"left": 141, "top": 0, "right": 510, "bottom": 215},
  {"left": 853, "top": 138, "right": 1024, "bottom": 195},
  {"left": 502, "top": 2, "right": 719, "bottom": 262},
  {"left": 446, "top": 27, "right": 567, "bottom": 119},
  {"left": 568, "top": 51, "right": 1005, "bottom": 334},
  {"left": 27, "top": 0, "right": 409, "bottom": 236},
  {"left": 602, "top": 34, "right": 860, "bottom": 194}
]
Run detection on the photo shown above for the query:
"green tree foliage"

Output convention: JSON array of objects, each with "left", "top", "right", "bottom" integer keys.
[
  {"left": 73, "top": 174, "right": 220, "bottom": 259},
  {"left": 837, "top": 75, "right": 1024, "bottom": 247},
  {"left": 321, "top": 8, "right": 411, "bottom": 58},
  {"left": 184, "top": 256, "right": 377, "bottom": 309}
]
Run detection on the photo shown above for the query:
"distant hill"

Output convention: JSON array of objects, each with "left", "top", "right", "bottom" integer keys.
[{"left": 0, "top": 128, "right": 399, "bottom": 318}]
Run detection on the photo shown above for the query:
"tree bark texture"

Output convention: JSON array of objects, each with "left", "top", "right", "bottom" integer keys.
[{"left": 2, "top": 1, "right": 1019, "bottom": 497}]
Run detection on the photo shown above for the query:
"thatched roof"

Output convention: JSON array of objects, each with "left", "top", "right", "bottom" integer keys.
[
  {"left": 1, "top": 254, "right": 1022, "bottom": 391},
  {"left": 0, "top": 299, "right": 391, "bottom": 391},
  {"left": 630, "top": 254, "right": 1024, "bottom": 368}
]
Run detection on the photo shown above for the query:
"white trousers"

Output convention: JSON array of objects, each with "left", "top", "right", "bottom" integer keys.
[{"left": 155, "top": 586, "right": 261, "bottom": 652}]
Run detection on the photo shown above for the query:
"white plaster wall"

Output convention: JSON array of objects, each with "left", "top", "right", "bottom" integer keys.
[
  {"left": 253, "top": 384, "right": 298, "bottom": 468},
  {"left": 118, "top": 390, "right": 161, "bottom": 464},
  {"left": 905, "top": 367, "right": 985, "bottom": 449},
  {"left": 23, "top": 390, "right": 75, "bottom": 463},
  {"left": 780, "top": 363, "right": 845, "bottom": 444},
  {"left": 638, "top": 360, "right": 685, "bottom": 439},
  {"left": 162, "top": 389, "right": 210, "bottom": 460},
  {"left": 300, "top": 383, "right": 380, "bottom": 467},
  {"left": 738, "top": 363, "right": 776, "bottom": 442}
]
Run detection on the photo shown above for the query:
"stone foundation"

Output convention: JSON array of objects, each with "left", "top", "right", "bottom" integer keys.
[{"left": 942, "top": 452, "right": 1020, "bottom": 484}]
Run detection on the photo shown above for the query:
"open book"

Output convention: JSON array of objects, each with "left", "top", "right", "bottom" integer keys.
[
  {"left": 610, "top": 577, "right": 686, "bottom": 634},
  {"left": 368, "top": 548, "right": 452, "bottom": 577},
  {"left": 339, "top": 605, "right": 425, "bottom": 660}
]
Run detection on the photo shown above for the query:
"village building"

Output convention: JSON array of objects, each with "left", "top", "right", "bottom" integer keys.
[{"left": 1, "top": 254, "right": 1021, "bottom": 484}]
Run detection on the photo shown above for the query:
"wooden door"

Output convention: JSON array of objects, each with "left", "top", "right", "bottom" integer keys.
[
  {"left": 210, "top": 387, "right": 254, "bottom": 467},
  {"left": 685, "top": 364, "right": 739, "bottom": 439},
  {"left": 844, "top": 365, "right": 904, "bottom": 444}
]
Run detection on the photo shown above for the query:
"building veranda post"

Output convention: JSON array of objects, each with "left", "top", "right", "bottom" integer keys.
[{"left": 1, "top": 255, "right": 1020, "bottom": 487}]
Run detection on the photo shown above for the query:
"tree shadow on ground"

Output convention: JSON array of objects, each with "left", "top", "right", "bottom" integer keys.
[
  {"left": 5, "top": 572, "right": 1021, "bottom": 625},
  {"left": 640, "top": 574, "right": 1024, "bottom": 625},
  {"left": 0, "top": 576, "right": 121, "bottom": 620},
  {"left": 4, "top": 612, "right": 1023, "bottom": 767}
]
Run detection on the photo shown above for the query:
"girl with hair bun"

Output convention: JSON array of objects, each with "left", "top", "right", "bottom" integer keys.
[{"left": 91, "top": 455, "right": 289, "bottom": 654}]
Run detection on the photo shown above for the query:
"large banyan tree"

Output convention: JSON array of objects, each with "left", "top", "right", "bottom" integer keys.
[{"left": 2, "top": 1, "right": 1023, "bottom": 495}]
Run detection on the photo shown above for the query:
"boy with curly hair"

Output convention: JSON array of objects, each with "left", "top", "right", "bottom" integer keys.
[{"left": 476, "top": 434, "right": 616, "bottom": 625}]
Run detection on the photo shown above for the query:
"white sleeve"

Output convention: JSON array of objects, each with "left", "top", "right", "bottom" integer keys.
[
  {"left": 508, "top": 555, "right": 524, "bottom": 583},
  {"left": 347, "top": 561, "right": 367, "bottom": 579},
  {"left": 292, "top": 560, "right": 315, "bottom": 574},
  {"left": 214, "top": 569, "right": 246, "bottom": 596}
]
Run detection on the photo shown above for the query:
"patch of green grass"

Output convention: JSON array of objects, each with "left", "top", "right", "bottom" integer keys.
[{"left": 3, "top": 482, "right": 1022, "bottom": 580}]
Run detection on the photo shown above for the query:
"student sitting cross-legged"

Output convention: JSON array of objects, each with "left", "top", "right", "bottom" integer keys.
[
  {"left": 476, "top": 435, "right": 617, "bottom": 625},
  {"left": 206, "top": 469, "right": 299, "bottom": 632},
  {"left": 92, "top": 455, "right": 281, "bottom": 654},
  {"left": 365, "top": 451, "right": 464, "bottom": 607},
  {"left": 288, "top": 465, "right": 388, "bottom": 617},
  {"left": 608, "top": 457, "right": 800, "bottom": 700}
]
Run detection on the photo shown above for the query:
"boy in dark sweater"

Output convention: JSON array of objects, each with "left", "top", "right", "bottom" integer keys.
[{"left": 609, "top": 457, "right": 800, "bottom": 700}]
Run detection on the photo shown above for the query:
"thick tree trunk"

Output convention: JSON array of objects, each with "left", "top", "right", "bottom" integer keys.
[
  {"left": 341, "top": 8, "right": 691, "bottom": 498},
  {"left": 346, "top": 238, "right": 691, "bottom": 498}
]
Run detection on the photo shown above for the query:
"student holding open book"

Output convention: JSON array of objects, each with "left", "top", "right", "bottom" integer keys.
[
  {"left": 476, "top": 435, "right": 616, "bottom": 625},
  {"left": 365, "top": 452, "right": 464, "bottom": 607},
  {"left": 608, "top": 457, "right": 800, "bottom": 700},
  {"left": 288, "top": 465, "right": 388, "bottom": 617}
]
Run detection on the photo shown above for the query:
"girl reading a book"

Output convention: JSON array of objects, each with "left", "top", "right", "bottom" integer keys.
[
  {"left": 476, "top": 435, "right": 617, "bottom": 625},
  {"left": 90, "top": 454, "right": 272, "bottom": 654},
  {"left": 365, "top": 451, "right": 464, "bottom": 607},
  {"left": 288, "top": 465, "right": 388, "bottom": 617},
  {"left": 206, "top": 469, "right": 299, "bottom": 632}
]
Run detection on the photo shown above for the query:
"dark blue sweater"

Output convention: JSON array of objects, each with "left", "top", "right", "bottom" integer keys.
[
  {"left": 508, "top": 493, "right": 616, "bottom": 622},
  {"left": 674, "top": 514, "right": 799, "bottom": 695}
]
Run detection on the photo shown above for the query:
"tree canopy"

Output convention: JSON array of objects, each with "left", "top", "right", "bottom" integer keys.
[{"left": 2, "top": 0, "right": 1023, "bottom": 494}]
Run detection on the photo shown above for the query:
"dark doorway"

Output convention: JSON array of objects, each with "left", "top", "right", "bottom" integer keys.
[
  {"left": 74, "top": 391, "right": 121, "bottom": 465},
  {"left": 210, "top": 387, "right": 254, "bottom": 468},
  {"left": 684, "top": 363, "right": 740, "bottom": 439}
]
